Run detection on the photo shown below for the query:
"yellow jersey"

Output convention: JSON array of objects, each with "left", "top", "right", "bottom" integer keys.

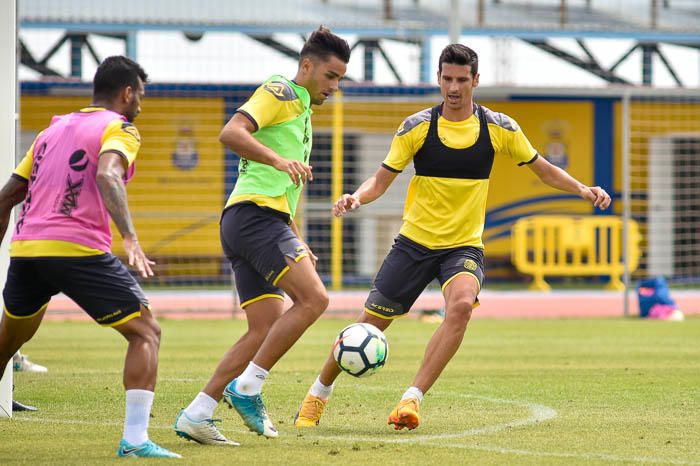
[{"left": 382, "top": 103, "right": 537, "bottom": 249}]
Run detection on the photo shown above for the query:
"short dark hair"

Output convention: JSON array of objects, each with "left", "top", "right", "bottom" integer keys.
[
  {"left": 93, "top": 56, "right": 148, "bottom": 100},
  {"left": 438, "top": 44, "right": 478, "bottom": 76},
  {"left": 299, "top": 26, "right": 351, "bottom": 64}
]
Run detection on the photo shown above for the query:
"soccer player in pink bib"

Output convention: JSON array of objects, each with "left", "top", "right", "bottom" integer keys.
[{"left": 0, "top": 56, "right": 180, "bottom": 459}]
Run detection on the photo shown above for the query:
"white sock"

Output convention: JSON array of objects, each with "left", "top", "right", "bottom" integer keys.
[
  {"left": 236, "top": 362, "right": 269, "bottom": 396},
  {"left": 309, "top": 376, "right": 334, "bottom": 400},
  {"left": 401, "top": 386, "right": 424, "bottom": 403},
  {"left": 123, "top": 389, "right": 154, "bottom": 445},
  {"left": 184, "top": 392, "right": 219, "bottom": 422}
]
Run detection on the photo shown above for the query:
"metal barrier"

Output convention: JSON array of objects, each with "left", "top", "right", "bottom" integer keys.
[{"left": 512, "top": 216, "right": 640, "bottom": 291}]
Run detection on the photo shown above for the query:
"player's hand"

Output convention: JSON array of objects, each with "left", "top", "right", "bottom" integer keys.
[
  {"left": 333, "top": 193, "right": 361, "bottom": 217},
  {"left": 583, "top": 186, "right": 611, "bottom": 210},
  {"left": 274, "top": 158, "right": 313, "bottom": 186},
  {"left": 123, "top": 236, "right": 156, "bottom": 278},
  {"left": 302, "top": 241, "right": 319, "bottom": 268}
]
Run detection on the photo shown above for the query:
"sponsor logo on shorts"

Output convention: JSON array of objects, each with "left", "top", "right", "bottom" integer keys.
[
  {"left": 96, "top": 309, "right": 123, "bottom": 323},
  {"left": 370, "top": 303, "right": 397, "bottom": 314},
  {"left": 464, "top": 259, "right": 478, "bottom": 271}
]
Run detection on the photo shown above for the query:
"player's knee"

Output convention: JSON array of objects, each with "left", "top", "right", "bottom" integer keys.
[
  {"left": 141, "top": 328, "right": 160, "bottom": 350},
  {"left": 246, "top": 324, "right": 272, "bottom": 343},
  {"left": 446, "top": 298, "right": 473, "bottom": 325},
  {"left": 314, "top": 288, "right": 330, "bottom": 314},
  {"left": 127, "top": 318, "right": 161, "bottom": 348},
  {"left": 296, "top": 287, "right": 329, "bottom": 317},
  {"left": 150, "top": 321, "right": 162, "bottom": 346}
]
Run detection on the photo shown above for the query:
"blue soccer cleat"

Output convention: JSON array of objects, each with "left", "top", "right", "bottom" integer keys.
[
  {"left": 222, "top": 378, "right": 278, "bottom": 438},
  {"left": 117, "top": 439, "right": 182, "bottom": 458}
]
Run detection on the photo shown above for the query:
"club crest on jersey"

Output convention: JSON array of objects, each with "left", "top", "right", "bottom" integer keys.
[{"left": 463, "top": 259, "right": 478, "bottom": 271}]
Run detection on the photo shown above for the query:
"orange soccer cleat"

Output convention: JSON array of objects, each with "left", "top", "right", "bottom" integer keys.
[{"left": 387, "top": 397, "right": 420, "bottom": 430}]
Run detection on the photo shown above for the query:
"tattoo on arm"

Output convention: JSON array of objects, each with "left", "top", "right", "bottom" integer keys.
[{"left": 96, "top": 173, "right": 136, "bottom": 239}]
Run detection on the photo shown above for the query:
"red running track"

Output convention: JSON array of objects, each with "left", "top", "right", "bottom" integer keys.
[{"left": 41, "top": 290, "right": 700, "bottom": 321}]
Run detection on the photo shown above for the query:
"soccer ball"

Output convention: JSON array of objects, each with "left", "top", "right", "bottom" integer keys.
[{"left": 333, "top": 323, "right": 388, "bottom": 378}]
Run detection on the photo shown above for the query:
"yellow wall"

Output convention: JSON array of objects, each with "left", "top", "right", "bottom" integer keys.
[
  {"left": 20, "top": 91, "right": 700, "bottom": 281},
  {"left": 316, "top": 99, "right": 595, "bottom": 256},
  {"left": 21, "top": 96, "right": 225, "bottom": 259},
  {"left": 27, "top": 94, "right": 699, "bottom": 273}
]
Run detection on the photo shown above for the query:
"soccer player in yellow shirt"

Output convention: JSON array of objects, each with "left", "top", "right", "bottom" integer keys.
[
  {"left": 294, "top": 44, "right": 611, "bottom": 431},
  {"left": 174, "top": 27, "right": 350, "bottom": 445}
]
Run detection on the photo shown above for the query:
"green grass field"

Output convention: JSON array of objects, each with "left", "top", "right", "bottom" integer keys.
[{"left": 2, "top": 317, "right": 699, "bottom": 465}]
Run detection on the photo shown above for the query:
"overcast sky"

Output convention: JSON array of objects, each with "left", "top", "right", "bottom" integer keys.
[{"left": 18, "top": 29, "right": 700, "bottom": 88}]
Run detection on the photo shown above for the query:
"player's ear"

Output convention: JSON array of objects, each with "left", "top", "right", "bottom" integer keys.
[
  {"left": 121, "top": 85, "right": 133, "bottom": 104},
  {"left": 473, "top": 73, "right": 480, "bottom": 88},
  {"left": 300, "top": 56, "right": 314, "bottom": 75}
]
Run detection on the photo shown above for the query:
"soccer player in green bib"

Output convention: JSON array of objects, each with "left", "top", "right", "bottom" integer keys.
[
  {"left": 174, "top": 26, "right": 350, "bottom": 445},
  {"left": 294, "top": 44, "right": 611, "bottom": 431}
]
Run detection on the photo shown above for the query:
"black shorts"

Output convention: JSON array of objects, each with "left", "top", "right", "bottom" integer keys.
[
  {"left": 3, "top": 254, "right": 149, "bottom": 326},
  {"left": 220, "top": 202, "right": 308, "bottom": 308},
  {"left": 364, "top": 235, "right": 485, "bottom": 319}
]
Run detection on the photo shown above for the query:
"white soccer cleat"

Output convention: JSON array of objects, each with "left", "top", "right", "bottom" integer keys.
[
  {"left": 13, "top": 353, "right": 48, "bottom": 373},
  {"left": 173, "top": 409, "right": 240, "bottom": 446}
]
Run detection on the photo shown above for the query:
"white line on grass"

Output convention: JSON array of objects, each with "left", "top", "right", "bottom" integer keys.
[
  {"left": 9, "top": 395, "right": 698, "bottom": 466},
  {"left": 302, "top": 393, "right": 557, "bottom": 443},
  {"left": 9, "top": 392, "right": 553, "bottom": 441}
]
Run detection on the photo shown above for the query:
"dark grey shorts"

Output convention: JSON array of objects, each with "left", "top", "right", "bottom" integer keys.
[
  {"left": 364, "top": 235, "right": 485, "bottom": 319},
  {"left": 220, "top": 202, "right": 307, "bottom": 307},
  {"left": 3, "top": 254, "right": 149, "bottom": 326}
]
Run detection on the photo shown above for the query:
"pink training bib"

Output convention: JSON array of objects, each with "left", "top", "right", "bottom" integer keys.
[{"left": 12, "top": 109, "right": 135, "bottom": 253}]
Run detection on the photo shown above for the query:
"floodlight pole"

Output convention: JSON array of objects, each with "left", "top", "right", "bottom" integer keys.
[
  {"left": 622, "top": 89, "right": 631, "bottom": 318},
  {"left": 448, "top": 0, "right": 460, "bottom": 44}
]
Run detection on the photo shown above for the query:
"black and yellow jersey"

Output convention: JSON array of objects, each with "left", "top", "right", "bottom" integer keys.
[{"left": 383, "top": 103, "right": 538, "bottom": 249}]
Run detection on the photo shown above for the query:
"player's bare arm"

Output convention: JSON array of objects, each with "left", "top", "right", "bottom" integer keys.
[
  {"left": 290, "top": 219, "right": 318, "bottom": 266},
  {"left": 528, "top": 155, "right": 611, "bottom": 210},
  {"left": 0, "top": 177, "right": 28, "bottom": 244},
  {"left": 220, "top": 112, "right": 313, "bottom": 186},
  {"left": 333, "top": 166, "right": 399, "bottom": 217},
  {"left": 96, "top": 151, "right": 154, "bottom": 278}
]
